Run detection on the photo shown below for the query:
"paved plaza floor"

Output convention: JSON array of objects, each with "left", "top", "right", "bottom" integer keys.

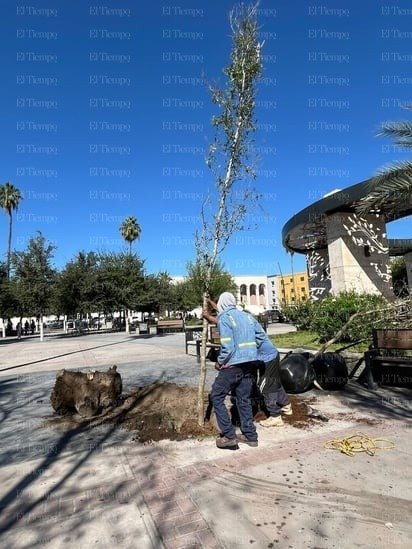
[{"left": 0, "top": 330, "right": 411, "bottom": 548}]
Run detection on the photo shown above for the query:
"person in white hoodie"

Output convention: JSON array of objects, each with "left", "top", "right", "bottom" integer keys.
[{"left": 203, "top": 292, "right": 261, "bottom": 450}]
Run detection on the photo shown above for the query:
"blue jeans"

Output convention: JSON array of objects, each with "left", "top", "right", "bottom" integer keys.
[{"left": 211, "top": 364, "right": 257, "bottom": 441}]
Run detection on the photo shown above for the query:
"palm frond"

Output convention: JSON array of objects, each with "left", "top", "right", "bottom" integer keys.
[
  {"left": 377, "top": 121, "right": 412, "bottom": 146},
  {"left": 356, "top": 160, "right": 412, "bottom": 214}
]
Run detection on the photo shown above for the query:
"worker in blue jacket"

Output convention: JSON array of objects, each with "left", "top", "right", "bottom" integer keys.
[{"left": 203, "top": 292, "right": 261, "bottom": 450}]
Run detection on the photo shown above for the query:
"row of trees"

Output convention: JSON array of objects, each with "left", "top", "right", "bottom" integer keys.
[{"left": 0, "top": 231, "right": 237, "bottom": 331}]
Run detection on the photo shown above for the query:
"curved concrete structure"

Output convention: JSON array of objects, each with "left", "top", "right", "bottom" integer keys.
[
  {"left": 282, "top": 177, "right": 412, "bottom": 299},
  {"left": 282, "top": 177, "right": 412, "bottom": 253}
]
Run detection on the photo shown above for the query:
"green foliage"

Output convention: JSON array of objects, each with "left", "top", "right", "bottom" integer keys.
[
  {"left": 11, "top": 232, "right": 57, "bottom": 317},
  {"left": 97, "top": 251, "right": 146, "bottom": 312},
  {"left": 312, "top": 292, "right": 387, "bottom": 343},
  {"left": 53, "top": 251, "right": 101, "bottom": 316},
  {"left": 357, "top": 105, "right": 412, "bottom": 214},
  {"left": 0, "top": 262, "right": 19, "bottom": 318},
  {"left": 390, "top": 257, "right": 409, "bottom": 298},
  {"left": 195, "top": 3, "right": 263, "bottom": 285},
  {"left": 140, "top": 272, "right": 179, "bottom": 315},
  {"left": 181, "top": 260, "right": 238, "bottom": 310},
  {"left": 285, "top": 292, "right": 388, "bottom": 344},
  {"left": 119, "top": 216, "right": 141, "bottom": 253},
  {"left": 53, "top": 251, "right": 147, "bottom": 317},
  {"left": 272, "top": 330, "right": 370, "bottom": 353},
  {"left": 282, "top": 300, "right": 316, "bottom": 331}
]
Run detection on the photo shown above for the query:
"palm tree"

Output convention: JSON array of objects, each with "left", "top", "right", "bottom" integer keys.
[
  {"left": 357, "top": 106, "right": 412, "bottom": 214},
  {"left": 119, "top": 216, "right": 141, "bottom": 254},
  {"left": 0, "top": 182, "right": 22, "bottom": 279}
]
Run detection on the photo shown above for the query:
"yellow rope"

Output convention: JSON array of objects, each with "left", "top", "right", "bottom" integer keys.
[{"left": 324, "top": 433, "right": 395, "bottom": 457}]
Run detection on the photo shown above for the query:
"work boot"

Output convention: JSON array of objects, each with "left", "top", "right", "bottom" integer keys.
[
  {"left": 281, "top": 403, "right": 292, "bottom": 416},
  {"left": 237, "top": 434, "right": 258, "bottom": 447},
  {"left": 216, "top": 435, "right": 239, "bottom": 450},
  {"left": 260, "top": 415, "right": 284, "bottom": 427}
]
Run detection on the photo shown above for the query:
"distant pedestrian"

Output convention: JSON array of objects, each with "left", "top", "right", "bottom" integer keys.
[
  {"left": 30, "top": 319, "right": 35, "bottom": 335},
  {"left": 16, "top": 322, "right": 22, "bottom": 340},
  {"left": 6, "top": 319, "right": 13, "bottom": 336},
  {"left": 24, "top": 320, "right": 29, "bottom": 336}
]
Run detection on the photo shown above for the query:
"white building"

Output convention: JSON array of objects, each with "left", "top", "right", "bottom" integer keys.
[
  {"left": 233, "top": 275, "right": 275, "bottom": 314},
  {"left": 172, "top": 274, "right": 280, "bottom": 316}
]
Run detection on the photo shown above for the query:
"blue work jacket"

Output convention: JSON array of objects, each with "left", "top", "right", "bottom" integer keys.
[{"left": 217, "top": 307, "right": 264, "bottom": 367}]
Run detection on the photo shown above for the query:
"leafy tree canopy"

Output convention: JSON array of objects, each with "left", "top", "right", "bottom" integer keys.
[
  {"left": 11, "top": 232, "right": 57, "bottom": 317},
  {"left": 181, "top": 260, "right": 238, "bottom": 310}
]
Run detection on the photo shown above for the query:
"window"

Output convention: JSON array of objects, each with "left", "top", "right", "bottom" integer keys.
[{"left": 300, "top": 276, "right": 304, "bottom": 281}]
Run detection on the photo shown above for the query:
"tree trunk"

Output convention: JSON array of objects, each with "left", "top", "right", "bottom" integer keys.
[
  {"left": 7, "top": 212, "right": 12, "bottom": 280},
  {"left": 50, "top": 365, "right": 122, "bottom": 418},
  {"left": 126, "top": 309, "right": 130, "bottom": 334},
  {"left": 197, "top": 293, "right": 209, "bottom": 425},
  {"left": 40, "top": 314, "right": 44, "bottom": 342}
]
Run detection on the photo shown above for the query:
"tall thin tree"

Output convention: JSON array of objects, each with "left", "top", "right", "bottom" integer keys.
[
  {"left": 195, "top": 3, "right": 263, "bottom": 424},
  {"left": 120, "top": 216, "right": 141, "bottom": 254},
  {"left": 0, "top": 182, "right": 22, "bottom": 279}
]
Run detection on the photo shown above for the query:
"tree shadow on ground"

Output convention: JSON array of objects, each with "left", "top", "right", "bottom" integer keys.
[
  {"left": 0, "top": 362, "right": 220, "bottom": 547},
  {"left": 0, "top": 382, "right": 170, "bottom": 547},
  {"left": 309, "top": 380, "right": 411, "bottom": 421}
]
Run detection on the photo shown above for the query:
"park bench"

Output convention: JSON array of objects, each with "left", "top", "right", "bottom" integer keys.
[
  {"left": 185, "top": 325, "right": 221, "bottom": 363},
  {"left": 157, "top": 319, "right": 184, "bottom": 334},
  {"left": 185, "top": 325, "right": 203, "bottom": 354},
  {"left": 362, "top": 328, "right": 412, "bottom": 389}
]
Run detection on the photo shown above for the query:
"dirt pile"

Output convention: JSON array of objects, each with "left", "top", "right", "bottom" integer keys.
[
  {"left": 121, "top": 382, "right": 218, "bottom": 442},
  {"left": 45, "top": 382, "right": 316, "bottom": 442},
  {"left": 282, "top": 395, "right": 315, "bottom": 429}
]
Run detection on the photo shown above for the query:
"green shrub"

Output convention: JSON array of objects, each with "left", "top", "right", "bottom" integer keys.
[
  {"left": 283, "top": 292, "right": 389, "bottom": 344},
  {"left": 283, "top": 300, "right": 316, "bottom": 331},
  {"left": 310, "top": 292, "right": 387, "bottom": 343}
]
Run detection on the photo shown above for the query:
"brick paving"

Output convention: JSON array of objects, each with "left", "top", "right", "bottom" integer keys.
[
  {"left": 1, "top": 332, "right": 410, "bottom": 548},
  {"left": 124, "top": 422, "right": 409, "bottom": 548}
]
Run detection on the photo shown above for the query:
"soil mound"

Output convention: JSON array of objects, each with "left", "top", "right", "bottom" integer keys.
[
  {"left": 45, "top": 382, "right": 315, "bottom": 442},
  {"left": 45, "top": 381, "right": 218, "bottom": 443}
]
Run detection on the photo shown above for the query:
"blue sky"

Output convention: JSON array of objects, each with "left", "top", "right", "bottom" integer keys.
[{"left": 1, "top": 0, "right": 411, "bottom": 277}]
